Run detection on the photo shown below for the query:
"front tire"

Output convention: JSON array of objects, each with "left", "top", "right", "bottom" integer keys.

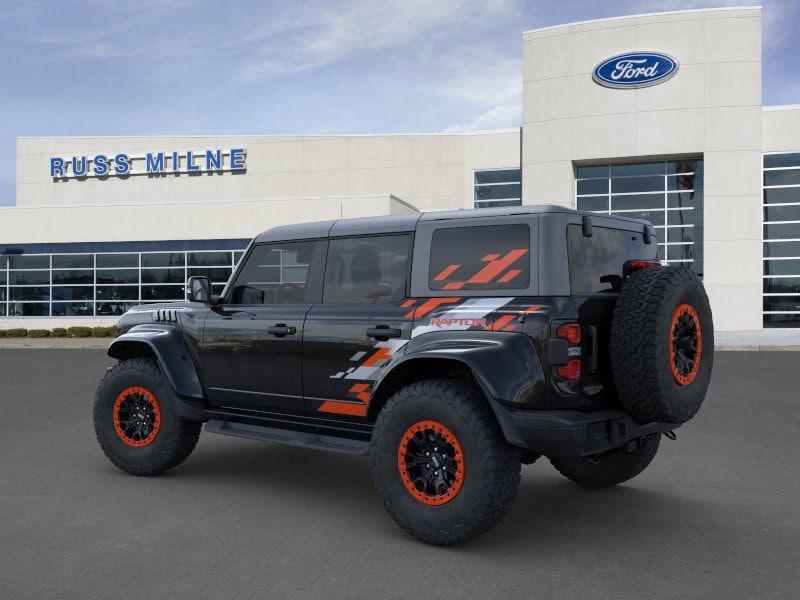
[
  {"left": 370, "top": 379, "right": 521, "bottom": 545},
  {"left": 550, "top": 434, "right": 660, "bottom": 488},
  {"left": 93, "top": 357, "right": 202, "bottom": 476}
]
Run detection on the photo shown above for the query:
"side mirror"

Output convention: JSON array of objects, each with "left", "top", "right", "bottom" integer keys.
[{"left": 187, "top": 276, "right": 213, "bottom": 303}]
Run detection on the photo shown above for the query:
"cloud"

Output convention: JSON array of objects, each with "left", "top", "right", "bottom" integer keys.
[
  {"left": 235, "top": 0, "right": 477, "bottom": 82},
  {"left": 442, "top": 102, "right": 521, "bottom": 132}
]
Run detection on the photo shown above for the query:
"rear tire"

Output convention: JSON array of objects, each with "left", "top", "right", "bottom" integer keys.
[
  {"left": 93, "top": 357, "right": 202, "bottom": 476},
  {"left": 370, "top": 379, "right": 520, "bottom": 545},
  {"left": 610, "top": 266, "right": 713, "bottom": 424},
  {"left": 550, "top": 434, "right": 660, "bottom": 488}
]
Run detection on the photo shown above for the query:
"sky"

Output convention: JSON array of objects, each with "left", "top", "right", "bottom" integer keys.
[{"left": 1, "top": 0, "right": 799, "bottom": 206}]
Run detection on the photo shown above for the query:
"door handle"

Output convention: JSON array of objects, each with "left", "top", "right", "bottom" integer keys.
[
  {"left": 367, "top": 326, "right": 402, "bottom": 340},
  {"left": 268, "top": 323, "right": 297, "bottom": 337}
]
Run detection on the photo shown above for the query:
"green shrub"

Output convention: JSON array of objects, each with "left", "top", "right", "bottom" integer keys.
[
  {"left": 28, "top": 329, "right": 51, "bottom": 338},
  {"left": 91, "top": 326, "right": 116, "bottom": 338},
  {"left": 2, "top": 328, "right": 29, "bottom": 338},
  {"left": 67, "top": 326, "right": 93, "bottom": 338},
  {"left": 50, "top": 328, "right": 69, "bottom": 338}
]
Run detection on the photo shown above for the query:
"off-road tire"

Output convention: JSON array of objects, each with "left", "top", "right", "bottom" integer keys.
[
  {"left": 370, "top": 379, "right": 521, "bottom": 545},
  {"left": 550, "top": 434, "right": 660, "bottom": 488},
  {"left": 93, "top": 357, "right": 202, "bottom": 476},
  {"left": 610, "top": 266, "right": 713, "bottom": 424}
]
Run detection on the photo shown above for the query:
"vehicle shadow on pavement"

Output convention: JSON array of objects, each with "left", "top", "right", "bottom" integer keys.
[{"left": 136, "top": 436, "right": 797, "bottom": 567}]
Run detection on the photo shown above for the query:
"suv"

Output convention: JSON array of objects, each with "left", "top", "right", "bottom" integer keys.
[{"left": 93, "top": 206, "right": 713, "bottom": 545}]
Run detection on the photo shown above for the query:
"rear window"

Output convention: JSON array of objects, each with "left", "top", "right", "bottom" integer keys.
[
  {"left": 567, "top": 224, "right": 657, "bottom": 294},
  {"left": 429, "top": 224, "right": 530, "bottom": 291}
]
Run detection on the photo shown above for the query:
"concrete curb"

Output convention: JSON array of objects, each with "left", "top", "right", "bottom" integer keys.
[
  {"left": 715, "top": 344, "right": 800, "bottom": 351},
  {"left": 0, "top": 338, "right": 112, "bottom": 349}
]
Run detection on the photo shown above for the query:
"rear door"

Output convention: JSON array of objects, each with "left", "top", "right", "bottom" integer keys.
[
  {"left": 202, "top": 239, "right": 325, "bottom": 414},
  {"left": 566, "top": 222, "right": 659, "bottom": 394},
  {"left": 302, "top": 234, "right": 413, "bottom": 421}
]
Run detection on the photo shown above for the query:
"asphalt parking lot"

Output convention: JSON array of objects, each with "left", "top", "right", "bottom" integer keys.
[{"left": 1, "top": 350, "right": 798, "bottom": 599}]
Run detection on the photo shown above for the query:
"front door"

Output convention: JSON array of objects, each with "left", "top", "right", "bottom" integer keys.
[
  {"left": 203, "top": 239, "right": 324, "bottom": 415},
  {"left": 302, "top": 234, "right": 413, "bottom": 421}
]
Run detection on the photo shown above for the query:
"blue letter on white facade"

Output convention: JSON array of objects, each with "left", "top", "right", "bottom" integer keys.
[
  {"left": 186, "top": 151, "right": 200, "bottom": 172},
  {"left": 50, "top": 158, "right": 65, "bottom": 177},
  {"left": 146, "top": 152, "right": 165, "bottom": 173},
  {"left": 93, "top": 155, "right": 109, "bottom": 176},
  {"left": 114, "top": 153, "right": 130, "bottom": 175},
  {"left": 205, "top": 149, "right": 222, "bottom": 170},
  {"left": 72, "top": 156, "right": 88, "bottom": 177},
  {"left": 230, "top": 148, "right": 246, "bottom": 170}
]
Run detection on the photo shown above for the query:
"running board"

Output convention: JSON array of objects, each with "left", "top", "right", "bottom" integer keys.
[{"left": 205, "top": 419, "right": 370, "bottom": 456}]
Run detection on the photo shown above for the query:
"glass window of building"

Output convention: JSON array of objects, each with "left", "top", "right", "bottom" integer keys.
[
  {"left": 0, "top": 244, "right": 246, "bottom": 318},
  {"left": 576, "top": 159, "right": 704, "bottom": 275},
  {"left": 763, "top": 153, "right": 800, "bottom": 328},
  {"left": 474, "top": 169, "right": 522, "bottom": 209}
]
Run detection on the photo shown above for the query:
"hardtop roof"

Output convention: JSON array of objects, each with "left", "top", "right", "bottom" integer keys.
[{"left": 253, "top": 204, "right": 650, "bottom": 243}]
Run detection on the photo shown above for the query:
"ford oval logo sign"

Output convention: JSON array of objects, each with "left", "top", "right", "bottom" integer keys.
[{"left": 592, "top": 52, "right": 678, "bottom": 89}]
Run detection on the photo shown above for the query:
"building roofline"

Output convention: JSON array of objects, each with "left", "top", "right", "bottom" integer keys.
[
  {"left": 763, "top": 104, "right": 800, "bottom": 112},
  {"left": 15, "top": 128, "right": 520, "bottom": 141},
  {"left": 0, "top": 193, "right": 407, "bottom": 212},
  {"left": 522, "top": 5, "right": 761, "bottom": 36}
]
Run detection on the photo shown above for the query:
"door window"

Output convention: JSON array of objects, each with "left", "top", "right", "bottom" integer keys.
[
  {"left": 323, "top": 235, "right": 410, "bottom": 304},
  {"left": 230, "top": 241, "right": 317, "bottom": 304}
]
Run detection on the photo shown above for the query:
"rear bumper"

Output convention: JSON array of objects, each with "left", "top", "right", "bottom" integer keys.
[{"left": 502, "top": 407, "right": 678, "bottom": 457}]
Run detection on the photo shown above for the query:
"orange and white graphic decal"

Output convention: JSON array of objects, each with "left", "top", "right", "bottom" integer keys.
[
  {"left": 431, "top": 249, "right": 528, "bottom": 291},
  {"left": 318, "top": 298, "right": 547, "bottom": 417}
]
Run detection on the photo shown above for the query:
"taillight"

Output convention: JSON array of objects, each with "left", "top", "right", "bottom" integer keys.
[
  {"left": 624, "top": 259, "right": 660, "bottom": 277},
  {"left": 557, "top": 359, "right": 581, "bottom": 381},
  {"left": 557, "top": 323, "right": 581, "bottom": 345},
  {"left": 554, "top": 323, "right": 582, "bottom": 381}
]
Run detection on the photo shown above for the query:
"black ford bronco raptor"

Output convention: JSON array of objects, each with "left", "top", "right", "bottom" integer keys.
[{"left": 93, "top": 205, "right": 713, "bottom": 544}]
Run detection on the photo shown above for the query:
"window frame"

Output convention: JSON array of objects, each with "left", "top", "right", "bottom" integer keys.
[
  {"left": 320, "top": 233, "right": 413, "bottom": 305},
  {"left": 473, "top": 168, "right": 523, "bottom": 210},
  {"left": 411, "top": 215, "right": 539, "bottom": 298},
  {"left": 763, "top": 151, "right": 800, "bottom": 328}
]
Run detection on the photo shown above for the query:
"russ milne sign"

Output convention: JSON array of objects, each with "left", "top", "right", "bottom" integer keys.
[
  {"left": 592, "top": 52, "right": 678, "bottom": 89},
  {"left": 50, "top": 148, "right": 246, "bottom": 179}
]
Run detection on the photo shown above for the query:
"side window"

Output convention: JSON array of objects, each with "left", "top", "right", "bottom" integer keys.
[
  {"left": 323, "top": 235, "right": 410, "bottom": 304},
  {"left": 230, "top": 241, "right": 317, "bottom": 304},
  {"left": 567, "top": 224, "right": 657, "bottom": 294},
  {"left": 429, "top": 224, "right": 530, "bottom": 291}
]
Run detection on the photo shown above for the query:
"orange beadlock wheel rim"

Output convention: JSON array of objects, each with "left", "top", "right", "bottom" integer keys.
[
  {"left": 669, "top": 303, "right": 702, "bottom": 386},
  {"left": 397, "top": 420, "right": 465, "bottom": 506},
  {"left": 113, "top": 386, "right": 162, "bottom": 448}
]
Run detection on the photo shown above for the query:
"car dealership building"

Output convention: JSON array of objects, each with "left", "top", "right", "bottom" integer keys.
[{"left": 2, "top": 5, "right": 799, "bottom": 332}]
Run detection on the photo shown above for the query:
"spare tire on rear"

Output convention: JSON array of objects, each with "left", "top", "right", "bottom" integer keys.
[{"left": 610, "top": 266, "right": 713, "bottom": 424}]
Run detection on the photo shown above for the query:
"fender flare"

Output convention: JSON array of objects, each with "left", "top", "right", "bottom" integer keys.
[
  {"left": 370, "top": 332, "right": 546, "bottom": 447},
  {"left": 107, "top": 324, "right": 206, "bottom": 421}
]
